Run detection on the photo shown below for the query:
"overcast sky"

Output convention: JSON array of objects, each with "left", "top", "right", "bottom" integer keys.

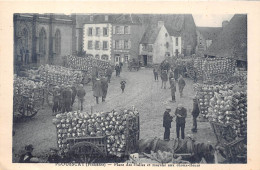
[{"left": 193, "top": 14, "right": 234, "bottom": 27}]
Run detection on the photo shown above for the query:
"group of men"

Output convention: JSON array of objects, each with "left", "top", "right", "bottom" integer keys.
[
  {"left": 153, "top": 67, "right": 186, "bottom": 102},
  {"left": 52, "top": 84, "right": 86, "bottom": 115},
  {"left": 92, "top": 76, "right": 109, "bottom": 104},
  {"left": 163, "top": 98, "right": 200, "bottom": 141}
]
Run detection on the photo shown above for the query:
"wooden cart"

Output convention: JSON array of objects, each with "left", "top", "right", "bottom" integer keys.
[
  {"left": 210, "top": 121, "right": 246, "bottom": 163},
  {"left": 58, "top": 114, "right": 140, "bottom": 163}
]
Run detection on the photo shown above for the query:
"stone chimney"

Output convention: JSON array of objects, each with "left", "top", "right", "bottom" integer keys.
[
  {"left": 222, "top": 20, "right": 229, "bottom": 28},
  {"left": 158, "top": 21, "right": 164, "bottom": 28}
]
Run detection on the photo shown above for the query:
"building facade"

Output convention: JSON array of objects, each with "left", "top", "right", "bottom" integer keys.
[
  {"left": 83, "top": 23, "right": 112, "bottom": 61},
  {"left": 14, "top": 14, "right": 76, "bottom": 67},
  {"left": 139, "top": 22, "right": 173, "bottom": 65}
]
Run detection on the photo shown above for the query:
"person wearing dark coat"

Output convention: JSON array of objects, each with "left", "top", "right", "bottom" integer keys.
[
  {"left": 93, "top": 78, "right": 103, "bottom": 104},
  {"left": 106, "top": 67, "right": 113, "bottom": 83},
  {"left": 120, "top": 80, "right": 126, "bottom": 93},
  {"left": 161, "top": 70, "right": 168, "bottom": 89},
  {"left": 19, "top": 144, "right": 39, "bottom": 163},
  {"left": 115, "top": 64, "right": 120, "bottom": 77},
  {"left": 191, "top": 98, "right": 200, "bottom": 132},
  {"left": 119, "top": 61, "right": 123, "bottom": 72},
  {"left": 169, "top": 70, "right": 174, "bottom": 86},
  {"left": 71, "top": 85, "right": 77, "bottom": 107},
  {"left": 175, "top": 104, "right": 187, "bottom": 139},
  {"left": 47, "top": 148, "right": 61, "bottom": 163},
  {"left": 170, "top": 78, "right": 176, "bottom": 102},
  {"left": 63, "top": 86, "right": 72, "bottom": 112},
  {"left": 178, "top": 75, "right": 186, "bottom": 97},
  {"left": 52, "top": 86, "right": 60, "bottom": 115},
  {"left": 153, "top": 67, "right": 159, "bottom": 81},
  {"left": 77, "top": 84, "right": 86, "bottom": 111},
  {"left": 163, "top": 107, "right": 173, "bottom": 141},
  {"left": 101, "top": 77, "right": 108, "bottom": 102},
  {"left": 174, "top": 67, "right": 179, "bottom": 81}
]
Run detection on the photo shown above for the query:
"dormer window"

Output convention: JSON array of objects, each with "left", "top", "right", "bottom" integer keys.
[{"left": 105, "top": 15, "right": 108, "bottom": 21}]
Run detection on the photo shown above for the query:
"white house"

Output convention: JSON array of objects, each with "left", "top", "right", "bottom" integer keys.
[{"left": 83, "top": 23, "right": 112, "bottom": 61}]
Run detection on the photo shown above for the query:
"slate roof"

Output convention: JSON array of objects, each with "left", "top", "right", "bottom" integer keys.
[
  {"left": 197, "top": 27, "right": 222, "bottom": 41},
  {"left": 205, "top": 14, "right": 247, "bottom": 61},
  {"left": 140, "top": 25, "right": 162, "bottom": 44}
]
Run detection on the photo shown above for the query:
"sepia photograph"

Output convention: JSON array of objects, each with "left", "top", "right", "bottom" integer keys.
[{"left": 12, "top": 13, "right": 248, "bottom": 164}]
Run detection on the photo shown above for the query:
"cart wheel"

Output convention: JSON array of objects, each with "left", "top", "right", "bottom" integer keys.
[
  {"left": 213, "top": 74, "right": 228, "bottom": 85},
  {"left": 19, "top": 106, "right": 38, "bottom": 118},
  {"left": 69, "top": 142, "right": 106, "bottom": 163}
]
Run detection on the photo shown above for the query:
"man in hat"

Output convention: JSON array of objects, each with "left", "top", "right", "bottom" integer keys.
[
  {"left": 47, "top": 148, "right": 61, "bottom": 163},
  {"left": 163, "top": 106, "right": 173, "bottom": 141},
  {"left": 178, "top": 75, "right": 186, "bottom": 97},
  {"left": 191, "top": 98, "right": 200, "bottom": 132},
  {"left": 77, "top": 84, "right": 86, "bottom": 111},
  {"left": 19, "top": 144, "right": 39, "bottom": 163},
  {"left": 63, "top": 85, "right": 72, "bottom": 112},
  {"left": 175, "top": 104, "right": 187, "bottom": 139},
  {"left": 101, "top": 76, "right": 108, "bottom": 102},
  {"left": 106, "top": 66, "right": 113, "bottom": 83},
  {"left": 115, "top": 64, "right": 120, "bottom": 77},
  {"left": 161, "top": 70, "right": 168, "bottom": 89},
  {"left": 52, "top": 86, "right": 60, "bottom": 115},
  {"left": 93, "top": 78, "right": 103, "bottom": 104},
  {"left": 170, "top": 78, "right": 176, "bottom": 102}
]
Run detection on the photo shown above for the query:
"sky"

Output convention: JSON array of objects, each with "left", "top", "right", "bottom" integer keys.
[{"left": 193, "top": 14, "right": 234, "bottom": 27}]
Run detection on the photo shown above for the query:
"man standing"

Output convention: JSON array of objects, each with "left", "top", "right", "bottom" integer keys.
[
  {"left": 63, "top": 86, "right": 72, "bottom": 112},
  {"left": 93, "top": 78, "right": 103, "bottom": 104},
  {"left": 153, "top": 66, "right": 159, "bottom": 81},
  {"left": 115, "top": 64, "right": 120, "bottom": 77},
  {"left": 71, "top": 84, "right": 77, "bottom": 108},
  {"left": 119, "top": 61, "right": 123, "bottom": 72},
  {"left": 175, "top": 104, "right": 187, "bottom": 139},
  {"left": 77, "top": 84, "right": 86, "bottom": 111},
  {"left": 178, "top": 75, "right": 186, "bottom": 97},
  {"left": 191, "top": 98, "right": 200, "bottom": 133},
  {"left": 106, "top": 66, "right": 113, "bottom": 83},
  {"left": 101, "top": 76, "right": 108, "bottom": 102},
  {"left": 52, "top": 86, "right": 60, "bottom": 115},
  {"left": 163, "top": 107, "right": 173, "bottom": 141},
  {"left": 174, "top": 67, "right": 179, "bottom": 81},
  {"left": 169, "top": 70, "right": 174, "bottom": 86},
  {"left": 170, "top": 78, "right": 176, "bottom": 102},
  {"left": 161, "top": 70, "right": 168, "bottom": 89}
]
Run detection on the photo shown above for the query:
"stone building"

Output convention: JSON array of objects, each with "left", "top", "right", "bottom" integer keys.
[
  {"left": 14, "top": 14, "right": 76, "bottom": 68},
  {"left": 139, "top": 21, "right": 173, "bottom": 65}
]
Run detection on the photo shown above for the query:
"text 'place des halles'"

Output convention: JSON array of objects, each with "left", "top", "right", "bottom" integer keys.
[{"left": 13, "top": 14, "right": 247, "bottom": 164}]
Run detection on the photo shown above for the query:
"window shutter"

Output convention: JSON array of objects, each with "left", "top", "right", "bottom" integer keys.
[
  {"left": 113, "top": 40, "right": 115, "bottom": 49},
  {"left": 128, "top": 40, "right": 131, "bottom": 49},
  {"left": 128, "top": 26, "right": 131, "bottom": 34},
  {"left": 113, "top": 26, "right": 116, "bottom": 34}
]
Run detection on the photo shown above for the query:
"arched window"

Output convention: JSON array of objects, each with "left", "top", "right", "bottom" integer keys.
[
  {"left": 101, "top": 55, "right": 109, "bottom": 60},
  {"left": 55, "top": 29, "right": 61, "bottom": 55},
  {"left": 39, "top": 28, "right": 47, "bottom": 56},
  {"left": 95, "top": 54, "right": 100, "bottom": 59}
]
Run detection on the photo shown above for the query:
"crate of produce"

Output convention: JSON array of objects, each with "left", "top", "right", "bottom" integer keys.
[{"left": 224, "top": 137, "right": 246, "bottom": 163}]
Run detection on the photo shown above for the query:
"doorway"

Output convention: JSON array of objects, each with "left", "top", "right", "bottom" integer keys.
[{"left": 143, "top": 55, "right": 147, "bottom": 66}]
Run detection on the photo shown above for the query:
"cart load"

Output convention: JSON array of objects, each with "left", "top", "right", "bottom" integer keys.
[
  {"left": 194, "top": 57, "right": 236, "bottom": 83},
  {"left": 207, "top": 90, "right": 247, "bottom": 138},
  {"left": 194, "top": 83, "right": 235, "bottom": 118},
  {"left": 52, "top": 108, "right": 139, "bottom": 160},
  {"left": 66, "top": 55, "right": 112, "bottom": 77},
  {"left": 38, "top": 64, "right": 83, "bottom": 86},
  {"left": 13, "top": 75, "right": 44, "bottom": 120}
]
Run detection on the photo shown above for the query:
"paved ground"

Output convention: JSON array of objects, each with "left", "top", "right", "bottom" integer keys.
[{"left": 13, "top": 67, "right": 217, "bottom": 162}]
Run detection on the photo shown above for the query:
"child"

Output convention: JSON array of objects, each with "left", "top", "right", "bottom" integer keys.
[{"left": 120, "top": 80, "right": 126, "bottom": 93}]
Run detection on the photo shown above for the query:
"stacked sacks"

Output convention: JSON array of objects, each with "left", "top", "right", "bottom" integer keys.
[{"left": 53, "top": 109, "right": 139, "bottom": 157}]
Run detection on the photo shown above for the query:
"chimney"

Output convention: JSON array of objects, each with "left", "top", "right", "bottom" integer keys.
[
  {"left": 222, "top": 20, "right": 229, "bottom": 28},
  {"left": 158, "top": 21, "right": 164, "bottom": 28}
]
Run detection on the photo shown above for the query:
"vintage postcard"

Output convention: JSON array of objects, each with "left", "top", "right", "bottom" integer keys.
[{"left": 0, "top": 1, "right": 260, "bottom": 170}]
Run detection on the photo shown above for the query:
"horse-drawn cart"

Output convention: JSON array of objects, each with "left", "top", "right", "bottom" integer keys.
[{"left": 53, "top": 109, "right": 140, "bottom": 163}]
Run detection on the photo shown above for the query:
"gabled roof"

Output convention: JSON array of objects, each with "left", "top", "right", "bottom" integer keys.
[
  {"left": 205, "top": 14, "right": 247, "bottom": 61},
  {"left": 140, "top": 25, "right": 162, "bottom": 44},
  {"left": 197, "top": 27, "right": 222, "bottom": 41}
]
